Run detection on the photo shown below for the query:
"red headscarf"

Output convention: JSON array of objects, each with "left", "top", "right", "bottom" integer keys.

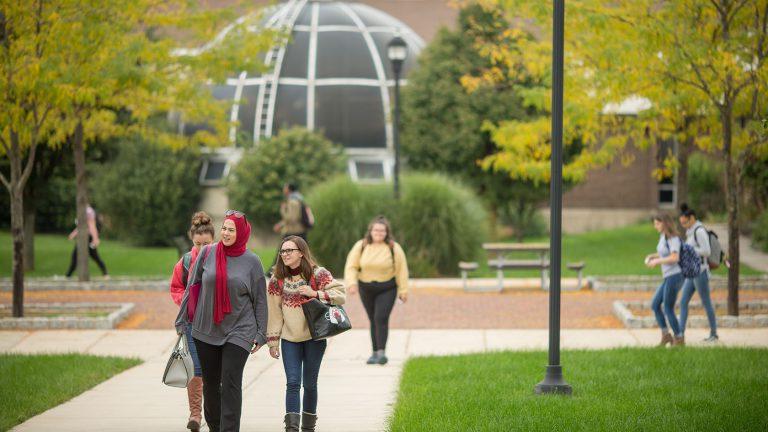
[{"left": 213, "top": 212, "right": 251, "bottom": 324}]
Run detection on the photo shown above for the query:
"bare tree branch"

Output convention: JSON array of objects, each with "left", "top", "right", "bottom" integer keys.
[{"left": 0, "top": 171, "right": 10, "bottom": 192}]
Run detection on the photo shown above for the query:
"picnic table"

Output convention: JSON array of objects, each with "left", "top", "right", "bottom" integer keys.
[{"left": 482, "top": 242, "right": 550, "bottom": 290}]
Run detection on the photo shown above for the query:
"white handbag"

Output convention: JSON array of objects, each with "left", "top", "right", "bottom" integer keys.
[{"left": 162, "top": 334, "right": 194, "bottom": 388}]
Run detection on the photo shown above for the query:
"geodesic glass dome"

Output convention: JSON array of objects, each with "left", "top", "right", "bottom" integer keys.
[{"left": 198, "top": 0, "right": 424, "bottom": 183}]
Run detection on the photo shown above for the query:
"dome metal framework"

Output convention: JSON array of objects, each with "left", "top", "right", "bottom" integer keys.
[{"left": 201, "top": 0, "right": 423, "bottom": 184}]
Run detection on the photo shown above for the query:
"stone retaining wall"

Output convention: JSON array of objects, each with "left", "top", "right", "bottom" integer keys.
[{"left": 0, "top": 302, "right": 134, "bottom": 329}]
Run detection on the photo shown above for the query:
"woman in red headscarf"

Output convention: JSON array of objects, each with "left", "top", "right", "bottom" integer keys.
[{"left": 175, "top": 210, "right": 267, "bottom": 432}]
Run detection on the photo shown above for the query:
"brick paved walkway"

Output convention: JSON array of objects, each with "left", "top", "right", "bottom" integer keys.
[{"left": 2, "top": 288, "right": 767, "bottom": 329}]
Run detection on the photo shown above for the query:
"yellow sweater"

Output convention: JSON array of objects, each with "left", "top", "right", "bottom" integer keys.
[
  {"left": 344, "top": 240, "right": 409, "bottom": 295},
  {"left": 266, "top": 266, "right": 345, "bottom": 347}
]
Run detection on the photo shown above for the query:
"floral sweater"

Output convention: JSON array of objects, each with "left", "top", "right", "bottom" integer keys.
[{"left": 266, "top": 266, "right": 346, "bottom": 347}]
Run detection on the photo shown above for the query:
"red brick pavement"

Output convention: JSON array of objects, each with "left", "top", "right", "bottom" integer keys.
[{"left": 3, "top": 288, "right": 767, "bottom": 330}]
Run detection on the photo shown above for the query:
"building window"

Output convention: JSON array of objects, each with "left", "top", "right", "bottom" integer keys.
[
  {"left": 656, "top": 138, "right": 677, "bottom": 208},
  {"left": 349, "top": 159, "right": 390, "bottom": 182},
  {"left": 199, "top": 159, "right": 229, "bottom": 186}
]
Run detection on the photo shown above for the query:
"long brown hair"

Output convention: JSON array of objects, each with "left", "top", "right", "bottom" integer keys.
[
  {"left": 652, "top": 213, "right": 680, "bottom": 239},
  {"left": 273, "top": 235, "right": 317, "bottom": 282},
  {"left": 364, "top": 216, "right": 395, "bottom": 248},
  {"left": 189, "top": 211, "right": 215, "bottom": 239}
]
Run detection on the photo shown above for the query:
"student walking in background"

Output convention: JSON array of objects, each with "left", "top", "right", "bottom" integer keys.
[
  {"left": 344, "top": 216, "right": 409, "bottom": 365},
  {"left": 267, "top": 236, "right": 345, "bottom": 432},
  {"left": 175, "top": 210, "right": 267, "bottom": 432},
  {"left": 169, "top": 212, "right": 215, "bottom": 432},
  {"left": 273, "top": 183, "right": 312, "bottom": 242},
  {"left": 678, "top": 203, "right": 719, "bottom": 342},
  {"left": 645, "top": 214, "right": 685, "bottom": 346},
  {"left": 65, "top": 204, "right": 109, "bottom": 278}
]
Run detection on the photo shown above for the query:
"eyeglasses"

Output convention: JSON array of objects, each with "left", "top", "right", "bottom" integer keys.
[
  {"left": 225, "top": 210, "right": 245, "bottom": 218},
  {"left": 279, "top": 248, "right": 300, "bottom": 256}
]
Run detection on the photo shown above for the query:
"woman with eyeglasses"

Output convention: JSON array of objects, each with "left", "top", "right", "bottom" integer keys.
[
  {"left": 175, "top": 210, "right": 268, "bottom": 432},
  {"left": 266, "top": 235, "right": 346, "bottom": 432},
  {"left": 344, "top": 216, "right": 409, "bottom": 365}
]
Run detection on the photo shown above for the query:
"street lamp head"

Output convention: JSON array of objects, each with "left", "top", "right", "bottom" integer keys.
[{"left": 387, "top": 35, "right": 408, "bottom": 75}]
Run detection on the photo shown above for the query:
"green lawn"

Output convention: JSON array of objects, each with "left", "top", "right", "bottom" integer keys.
[
  {"left": 0, "top": 354, "right": 141, "bottom": 430},
  {"left": 473, "top": 223, "right": 763, "bottom": 277},
  {"left": 0, "top": 232, "right": 277, "bottom": 278},
  {"left": 388, "top": 348, "right": 768, "bottom": 432}
]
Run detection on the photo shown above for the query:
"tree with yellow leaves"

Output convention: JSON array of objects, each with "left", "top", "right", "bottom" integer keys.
[
  {"left": 471, "top": 0, "right": 767, "bottom": 314},
  {"left": 0, "top": 0, "right": 275, "bottom": 316}
]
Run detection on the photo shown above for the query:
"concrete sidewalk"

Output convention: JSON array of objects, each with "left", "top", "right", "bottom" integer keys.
[{"left": 3, "top": 328, "right": 768, "bottom": 432}]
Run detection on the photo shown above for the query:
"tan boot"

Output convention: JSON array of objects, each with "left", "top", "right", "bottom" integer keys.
[
  {"left": 659, "top": 332, "right": 673, "bottom": 347},
  {"left": 186, "top": 377, "right": 203, "bottom": 431},
  {"left": 672, "top": 335, "right": 685, "bottom": 347}
]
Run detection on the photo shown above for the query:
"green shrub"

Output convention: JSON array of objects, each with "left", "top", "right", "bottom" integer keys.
[
  {"left": 753, "top": 211, "right": 768, "bottom": 253},
  {"left": 228, "top": 127, "right": 347, "bottom": 229},
  {"left": 91, "top": 137, "right": 201, "bottom": 246},
  {"left": 307, "top": 173, "right": 487, "bottom": 277},
  {"left": 688, "top": 152, "right": 725, "bottom": 217}
]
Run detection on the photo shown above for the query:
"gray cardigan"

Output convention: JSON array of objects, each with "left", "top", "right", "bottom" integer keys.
[{"left": 175, "top": 244, "right": 268, "bottom": 352}]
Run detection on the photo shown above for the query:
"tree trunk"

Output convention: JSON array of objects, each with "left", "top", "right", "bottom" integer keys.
[
  {"left": 73, "top": 121, "right": 90, "bottom": 282},
  {"left": 10, "top": 185, "right": 25, "bottom": 317},
  {"left": 722, "top": 103, "right": 739, "bottom": 316},
  {"left": 23, "top": 191, "right": 35, "bottom": 271},
  {"left": 676, "top": 136, "right": 691, "bottom": 207}
]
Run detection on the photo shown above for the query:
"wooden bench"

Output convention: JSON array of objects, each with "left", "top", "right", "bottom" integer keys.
[{"left": 566, "top": 261, "right": 586, "bottom": 289}]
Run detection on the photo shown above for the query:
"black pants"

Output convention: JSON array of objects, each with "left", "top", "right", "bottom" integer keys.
[
  {"left": 193, "top": 339, "right": 249, "bottom": 432},
  {"left": 269, "top": 232, "right": 308, "bottom": 272},
  {"left": 359, "top": 279, "right": 397, "bottom": 351},
  {"left": 65, "top": 235, "right": 108, "bottom": 277}
]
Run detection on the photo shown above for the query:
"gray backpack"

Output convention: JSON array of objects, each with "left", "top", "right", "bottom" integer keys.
[{"left": 695, "top": 226, "right": 724, "bottom": 270}]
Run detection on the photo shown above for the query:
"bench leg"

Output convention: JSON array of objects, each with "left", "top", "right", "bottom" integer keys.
[
  {"left": 461, "top": 270, "right": 468, "bottom": 291},
  {"left": 497, "top": 268, "right": 504, "bottom": 291},
  {"left": 541, "top": 269, "right": 547, "bottom": 290},
  {"left": 577, "top": 270, "right": 583, "bottom": 290}
]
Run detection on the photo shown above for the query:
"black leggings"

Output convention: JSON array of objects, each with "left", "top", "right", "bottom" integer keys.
[
  {"left": 194, "top": 339, "right": 250, "bottom": 432},
  {"left": 65, "top": 236, "right": 108, "bottom": 276},
  {"left": 359, "top": 279, "right": 397, "bottom": 351}
]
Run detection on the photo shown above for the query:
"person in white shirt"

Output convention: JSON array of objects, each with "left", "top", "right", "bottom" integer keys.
[{"left": 678, "top": 204, "right": 718, "bottom": 342}]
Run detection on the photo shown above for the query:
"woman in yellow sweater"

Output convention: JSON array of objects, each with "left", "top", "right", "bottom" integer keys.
[
  {"left": 345, "top": 216, "right": 409, "bottom": 365},
  {"left": 267, "top": 235, "right": 345, "bottom": 432}
]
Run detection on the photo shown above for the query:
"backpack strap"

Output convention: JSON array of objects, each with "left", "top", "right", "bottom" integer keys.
[{"left": 181, "top": 252, "right": 193, "bottom": 287}]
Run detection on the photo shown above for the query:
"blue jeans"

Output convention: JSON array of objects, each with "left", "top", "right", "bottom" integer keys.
[
  {"left": 651, "top": 273, "right": 683, "bottom": 336},
  {"left": 680, "top": 271, "right": 718, "bottom": 337},
  {"left": 282, "top": 339, "right": 327, "bottom": 414},
  {"left": 185, "top": 324, "right": 202, "bottom": 377}
]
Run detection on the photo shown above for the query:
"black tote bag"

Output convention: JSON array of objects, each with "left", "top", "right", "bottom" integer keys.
[{"left": 301, "top": 299, "right": 352, "bottom": 340}]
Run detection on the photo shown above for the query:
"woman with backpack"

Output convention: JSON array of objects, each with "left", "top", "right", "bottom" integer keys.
[
  {"left": 267, "top": 235, "right": 346, "bottom": 432},
  {"left": 344, "top": 216, "right": 409, "bottom": 365},
  {"left": 678, "top": 204, "right": 719, "bottom": 342},
  {"left": 175, "top": 210, "right": 268, "bottom": 432},
  {"left": 644, "top": 214, "right": 685, "bottom": 346},
  {"left": 169, "top": 212, "right": 215, "bottom": 432}
]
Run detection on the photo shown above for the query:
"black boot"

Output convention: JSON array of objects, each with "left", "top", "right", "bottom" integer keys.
[
  {"left": 301, "top": 412, "right": 317, "bottom": 432},
  {"left": 284, "top": 413, "right": 300, "bottom": 432}
]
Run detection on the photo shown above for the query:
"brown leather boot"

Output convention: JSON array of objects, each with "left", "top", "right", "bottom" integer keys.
[
  {"left": 186, "top": 376, "right": 203, "bottom": 431},
  {"left": 301, "top": 411, "right": 317, "bottom": 432},
  {"left": 673, "top": 335, "right": 685, "bottom": 346},
  {"left": 284, "top": 413, "right": 300, "bottom": 432},
  {"left": 659, "top": 332, "right": 673, "bottom": 347}
]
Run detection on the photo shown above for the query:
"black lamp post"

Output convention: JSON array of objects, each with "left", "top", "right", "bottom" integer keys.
[
  {"left": 534, "top": 0, "right": 572, "bottom": 395},
  {"left": 387, "top": 35, "right": 407, "bottom": 200}
]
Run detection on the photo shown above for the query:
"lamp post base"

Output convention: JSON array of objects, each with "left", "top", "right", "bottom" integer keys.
[{"left": 534, "top": 365, "right": 572, "bottom": 395}]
